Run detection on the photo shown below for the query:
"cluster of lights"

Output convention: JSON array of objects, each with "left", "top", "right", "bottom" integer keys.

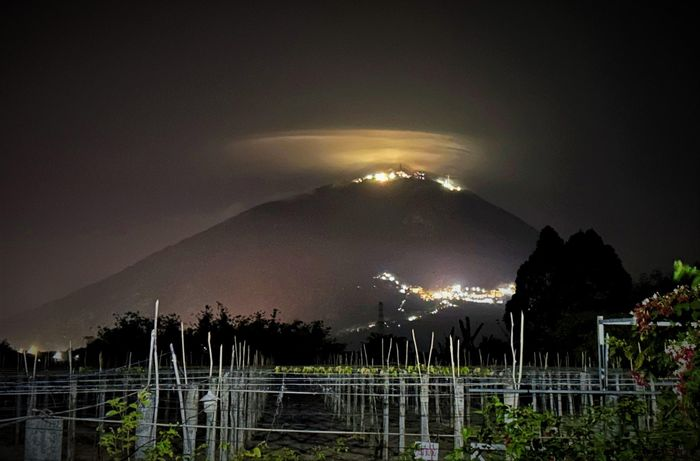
[
  {"left": 355, "top": 270, "right": 515, "bottom": 331},
  {"left": 376, "top": 272, "right": 515, "bottom": 306},
  {"left": 352, "top": 169, "right": 462, "bottom": 192},
  {"left": 352, "top": 169, "right": 419, "bottom": 184},
  {"left": 436, "top": 176, "right": 462, "bottom": 192}
]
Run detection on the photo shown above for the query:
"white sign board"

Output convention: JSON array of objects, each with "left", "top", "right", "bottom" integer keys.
[
  {"left": 25, "top": 417, "right": 63, "bottom": 461},
  {"left": 415, "top": 442, "right": 439, "bottom": 460}
]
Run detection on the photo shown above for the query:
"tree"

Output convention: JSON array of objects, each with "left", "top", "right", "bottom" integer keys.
[
  {"left": 505, "top": 226, "right": 633, "bottom": 355},
  {"left": 633, "top": 269, "right": 676, "bottom": 302},
  {"left": 86, "top": 311, "right": 182, "bottom": 368},
  {"left": 0, "top": 339, "right": 19, "bottom": 370},
  {"left": 504, "top": 226, "right": 564, "bottom": 353}
]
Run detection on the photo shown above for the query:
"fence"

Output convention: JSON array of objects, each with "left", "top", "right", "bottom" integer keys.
[{"left": 0, "top": 363, "right": 673, "bottom": 461}]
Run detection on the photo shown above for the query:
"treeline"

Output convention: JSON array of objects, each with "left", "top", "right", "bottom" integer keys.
[{"left": 86, "top": 304, "right": 344, "bottom": 368}]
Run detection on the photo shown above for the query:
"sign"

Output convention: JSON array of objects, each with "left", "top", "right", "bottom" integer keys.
[
  {"left": 415, "top": 442, "right": 439, "bottom": 460},
  {"left": 25, "top": 417, "right": 63, "bottom": 461}
]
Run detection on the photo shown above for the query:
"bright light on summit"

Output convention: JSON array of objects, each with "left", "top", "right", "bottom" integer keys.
[
  {"left": 436, "top": 176, "right": 462, "bottom": 191},
  {"left": 353, "top": 169, "right": 421, "bottom": 184},
  {"left": 352, "top": 169, "right": 464, "bottom": 192}
]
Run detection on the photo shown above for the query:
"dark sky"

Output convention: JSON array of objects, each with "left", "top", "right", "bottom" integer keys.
[{"left": 2, "top": 2, "right": 698, "bottom": 319}]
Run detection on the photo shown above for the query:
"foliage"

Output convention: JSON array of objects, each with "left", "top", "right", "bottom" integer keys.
[
  {"left": 0, "top": 339, "right": 19, "bottom": 370},
  {"left": 610, "top": 261, "right": 700, "bottom": 418},
  {"left": 144, "top": 426, "right": 181, "bottom": 461},
  {"left": 272, "top": 364, "right": 493, "bottom": 377},
  {"left": 232, "top": 438, "right": 356, "bottom": 460},
  {"left": 505, "top": 226, "right": 633, "bottom": 355},
  {"left": 450, "top": 396, "right": 699, "bottom": 460},
  {"left": 85, "top": 305, "right": 345, "bottom": 367},
  {"left": 99, "top": 390, "right": 149, "bottom": 460},
  {"left": 99, "top": 392, "right": 204, "bottom": 461},
  {"left": 632, "top": 269, "right": 676, "bottom": 305},
  {"left": 233, "top": 442, "right": 300, "bottom": 460},
  {"left": 88, "top": 310, "right": 182, "bottom": 368}
]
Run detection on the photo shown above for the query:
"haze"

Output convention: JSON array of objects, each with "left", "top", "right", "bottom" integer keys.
[{"left": 1, "top": 2, "right": 698, "bottom": 319}]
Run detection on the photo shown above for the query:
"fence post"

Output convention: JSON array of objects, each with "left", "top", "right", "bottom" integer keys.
[
  {"left": 220, "top": 374, "right": 230, "bottom": 461},
  {"left": 134, "top": 391, "right": 155, "bottom": 460},
  {"left": 184, "top": 385, "right": 199, "bottom": 459},
  {"left": 201, "top": 389, "right": 218, "bottom": 461},
  {"left": 399, "top": 376, "right": 406, "bottom": 453},
  {"left": 420, "top": 374, "right": 430, "bottom": 443},
  {"left": 434, "top": 382, "right": 442, "bottom": 424},
  {"left": 556, "top": 372, "right": 563, "bottom": 416},
  {"left": 566, "top": 372, "right": 574, "bottom": 415},
  {"left": 360, "top": 376, "right": 365, "bottom": 433},
  {"left": 454, "top": 379, "right": 464, "bottom": 450},
  {"left": 352, "top": 376, "right": 359, "bottom": 432},
  {"left": 465, "top": 379, "right": 471, "bottom": 426},
  {"left": 346, "top": 375, "right": 352, "bottom": 428},
  {"left": 382, "top": 374, "right": 390, "bottom": 460},
  {"left": 96, "top": 376, "right": 106, "bottom": 456},
  {"left": 24, "top": 416, "right": 63, "bottom": 461},
  {"left": 66, "top": 378, "right": 77, "bottom": 461},
  {"left": 531, "top": 374, "right": 538, "bottom": 412},
  {"left": 15, "top": 377, "right": 23, "bottom": 445},
  {"left": 649, "top": 378, "right": 657, "bottom": 428}
]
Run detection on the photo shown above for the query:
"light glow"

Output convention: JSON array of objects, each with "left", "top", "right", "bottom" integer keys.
[
  {"left": 352, "top": 168, "right": 466, "bottom": 192},
  {"left": 376, "top": 272, "right": 515, "bottom": 307},
  {"left": 352, "top": 169, "right": 426, "bottom": 185},
  {"left": 436, "top": 176, "right": 462, "bottom": 191}
]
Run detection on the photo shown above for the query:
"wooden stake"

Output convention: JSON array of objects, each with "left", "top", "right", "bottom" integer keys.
[
  {"left": 180, "top": 321, "right": 188, "bottom": 384},
  {"left": 208, "top": 331, "right": 213, "bottom": 379},
  {"left": 170, "top": 343, "right": 190, "bottom": 455}
]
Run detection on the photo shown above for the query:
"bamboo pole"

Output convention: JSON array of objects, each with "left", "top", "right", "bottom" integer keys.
[
  {"left": 450, "top": 335, "right": 463, "bottom": 450},
  {"left": 207, "top": 332, "right": 213, "bottom": 379},
  {"left": 180, "top": 321, "right": 188, "bottom": 384},
  {"left": 382, "top": 374, "right": 389, "bottom": 461},
  {"left": 30, "top": 349, "right": 38, "bottom": 380},
  {"left": 412, "top": 330, "right": 430, "bottom": 444},
  {"left": 152, "top": 300, "right": 160, "bottom": 451},
  {"left": 66, "top": 378, "right": 77, "bottom": 461},
  {"left": 169, "top": 343, "right": 191, "bottom": 456},
  {"left": 399, "top": 376, "right": 406, "bottom": 453},
  {"left": 68, "top": 341, "right": 72, "bottom": 376}
]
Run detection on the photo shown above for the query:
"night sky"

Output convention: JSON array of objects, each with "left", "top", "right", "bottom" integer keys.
[{"left": 2, "top": 2, "right": 698, "bottom": 319}]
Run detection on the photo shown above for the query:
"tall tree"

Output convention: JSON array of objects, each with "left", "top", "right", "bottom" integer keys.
[
  {"left": 505, "top": 226, "right": 564, "bottom": 352},
  {"left": 505, "top": 227, "right": 632, "bottom": 355}
]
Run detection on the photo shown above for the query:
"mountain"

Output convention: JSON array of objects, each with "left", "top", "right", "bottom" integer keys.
[{"left": 2, "top": 174, "right": 537, "bottom": 349}]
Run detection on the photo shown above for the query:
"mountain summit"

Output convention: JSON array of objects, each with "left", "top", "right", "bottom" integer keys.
[{"left": 3, "top": 172, "right": 537, "bottom": 349}]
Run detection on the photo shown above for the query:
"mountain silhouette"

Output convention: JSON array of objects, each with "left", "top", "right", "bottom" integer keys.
[{"left": 3, "top": 175, "right": 537, "bottom": 349}]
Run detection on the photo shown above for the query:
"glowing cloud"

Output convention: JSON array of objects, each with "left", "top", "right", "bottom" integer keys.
[{"left": 228, "top": 129, "right": 481, "bottom": 181}]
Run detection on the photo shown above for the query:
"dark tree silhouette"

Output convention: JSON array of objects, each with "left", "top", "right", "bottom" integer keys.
[
  {"left": 632, "top": 269, "right": 676, "bottom": 302},
  {"left": 459, "top": 316, "right": 484, "bottom": 357},
  {"left": 82, "top": 306, "right": 344, "bottom": 368},
  {"left": 505, "top": 227, "right": 633, "bottom": 356},
  {"left": 85, "top": 311, "right": 182, "bottom": 368},
  {"left": 0, "top": 339, "right": 19, "bottom": 370}
]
